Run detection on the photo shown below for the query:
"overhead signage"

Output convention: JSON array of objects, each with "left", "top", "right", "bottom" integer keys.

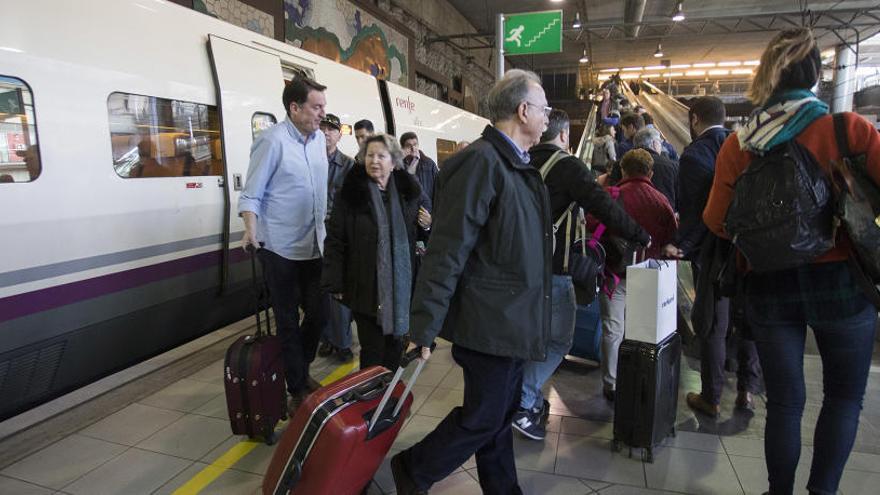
[{"left": 503, "top": 10, "right": 563, "bottom": 56}]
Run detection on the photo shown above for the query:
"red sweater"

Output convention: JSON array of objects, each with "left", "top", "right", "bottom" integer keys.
[
  {"left": 612, "top": 176, "right": 678, "bottom": 259},
  {"left": 704, "top": 112, "right": 880, "bottom": 263}
]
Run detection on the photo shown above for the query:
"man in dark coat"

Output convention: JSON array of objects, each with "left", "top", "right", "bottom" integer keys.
[
  {"left": 512, "top": 109, "right": 650, "bottom": 441},
  {"left": 391, "top": 69, "right": 553, "bottom": 495},
  {"left": 400, "top": 131, "right": 439, "bottom": 212},
  {"left": 633, "top": 127, "right": 679, "bottom": 210},
  {"left": 661, "top": 96, "right": 761, "bottom": 416}
]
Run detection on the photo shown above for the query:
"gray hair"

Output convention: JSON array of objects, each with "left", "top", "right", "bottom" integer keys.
[
  {"left": 363, "top": 133, "right": 405, "bottom": 169},
  {"left": 633, "top": 127, "right": 662, "bottom": 150},
  {"left": 486, "top": 69, "right": 542, "bottom": 123}
]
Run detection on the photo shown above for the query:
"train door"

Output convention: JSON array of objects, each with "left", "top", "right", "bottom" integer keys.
[{"left": 207, "top": 35, "right": 286, "bottom": 288}]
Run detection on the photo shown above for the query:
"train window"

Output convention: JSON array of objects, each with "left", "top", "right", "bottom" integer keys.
[
  {"left": 108, "top": 92, "right": 224, "bottom": 178},
  {"left": 0, "top": 76, "right": 40, "bottom": 183},
  {"left": 436, "top": 138, "right": 457, "bottom": 165},
  {"left": 252, "top": 112, "right": 277, "bottom": 139}
]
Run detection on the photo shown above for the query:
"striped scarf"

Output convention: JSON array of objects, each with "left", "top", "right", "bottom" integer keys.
[{"left": 738, "top": 89, "right": 829, "bottom": 154}]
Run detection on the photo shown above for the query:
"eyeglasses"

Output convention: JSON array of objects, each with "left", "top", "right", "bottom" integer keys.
[{"left": 525, "top": 102, "right": 552, "bottom": 117}]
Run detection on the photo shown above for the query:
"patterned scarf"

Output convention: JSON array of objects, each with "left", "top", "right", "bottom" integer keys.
[{"left": 738, "top": 89, "right": 829, "bottom": 154}]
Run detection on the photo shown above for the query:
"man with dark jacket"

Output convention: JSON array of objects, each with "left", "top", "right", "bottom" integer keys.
[
  {"left": 512, "top": 109, "right": 650, "bottom": 441},
  {"left": 661, "top": 96, "right": 761, "bottom": 416},
  {"left": 391, "top": 69, "right": 553, "bottom": 495},
  {"left": 633, "top": 127, "right": 679, "bottom": 210},
  {"left": 400, "top": 132, "right": 439, "bottom": 211}
]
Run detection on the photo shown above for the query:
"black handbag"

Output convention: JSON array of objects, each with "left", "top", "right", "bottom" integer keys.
[{"left": 831, "top": 113, "right": 880, "bottom": 306}]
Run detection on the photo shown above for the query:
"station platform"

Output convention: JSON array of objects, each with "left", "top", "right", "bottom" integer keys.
[{"left": 1, "top": 318, "right": 878, "bottom": 495}]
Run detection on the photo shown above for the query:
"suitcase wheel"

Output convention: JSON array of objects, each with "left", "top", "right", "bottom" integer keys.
[
  {"left": 264, "top": 430, "right": 277, "bottom": 446},
  {"left": 611, "top": 439, "right": 622, "bottom": 453},
  {"left": 670, "top": 426, "right": 676, "bottom": 438},
  {"left": 642, "top": 447, "right": 654, "bottom": 463}
]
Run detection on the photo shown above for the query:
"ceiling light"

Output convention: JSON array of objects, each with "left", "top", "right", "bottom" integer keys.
[
  {"left": 644, "top": 65, "right": 666, "bottom": 70},
  {"left": 642, "top": 73, "right": 661, "bottom": 79},
  {"left": 579, "top": 49, "right": 589, "bottom": 64},
  {"left": 664, "top": 72, "right": 684, "bottom": 77},
  {"left": 600, "top": 68, "right": 620, "bottom": 72},
  {"left": 671, "top": 2, "right": 685, "bottom": 22},
  {"left": 708, "top": 69, "right": 730, "bottom": 75},
  {"left": 717, "top": 61, "right": 741, "bottom": 67},
  {"left": 622, "top": 66, "right": 643, "bottom": 71},
  {"left": 654, "top": 43, "right": 664, "bottom": 58},
  {"left": 668, "top": 64, "right": 690, "bottom": 69},
  {"left": 685, "top": 70, "right": 706, "bottom": 76},
  {"left": 692, "top": 62, "right": 716, "bottom": 68},
  {"left": 731, "top": 68, "right": 754, "bottom": 75},
  {"left": 573, "top": 12, "right": 582, "bottom": 29},
  {"left": 744, "top": 60, "right": 761, "bottom": 66},
  {"left": 621, "top": 73, "right": 641, "bottom": 79}
]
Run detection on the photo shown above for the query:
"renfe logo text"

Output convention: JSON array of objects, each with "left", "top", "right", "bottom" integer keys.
[{"left": 396, "top": 96, "right": 415, "bottom": 113}]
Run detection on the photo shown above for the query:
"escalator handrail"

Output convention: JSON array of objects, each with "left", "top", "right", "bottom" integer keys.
[{"left": 574, "top": 104, "right": 599, "bottom": 168}]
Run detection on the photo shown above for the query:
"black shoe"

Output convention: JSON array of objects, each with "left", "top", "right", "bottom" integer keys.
[
  {"left": 511, "top": 408, "right": 546, "bottom": 441},
  {"left": 390, "top": 452, "right": 426, "bottom": 495},
  {"left": 317, "top": 342, "right": 335, "bottom": 357},
  {"left": 336, "top": 347, "right": 354, "bottom": 363}
]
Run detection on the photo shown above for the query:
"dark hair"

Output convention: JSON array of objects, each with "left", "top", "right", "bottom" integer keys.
[
  {"left": 399, "top": 131, "right": 418, "bottom": 147},
  {"left": 282, "top": 77, "right": 327, "bottom": 115},
  {"left": 689, "top": 96, "right": 726, "bottom": 126},
  {"left": 540, "top": 109, "right": 570, "bottom": 143},
  {"left": 354, "top": 119, "right": 374, "bottom": 132},
  {"left": 620, "top": 149, "right": 654, "bottom": 177},
  {"left": 596, "top": 123, "right": 614, "bottom": 137},
  {"left": 619, "top": 113, "right": 645, "bottom": 130},
  {"left": 642, "top": 113, "right": 654, "bottom": 126}
]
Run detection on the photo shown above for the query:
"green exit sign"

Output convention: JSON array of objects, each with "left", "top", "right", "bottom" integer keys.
[{"left": 503, "top": 10, "right": 563, "bottom": 56}]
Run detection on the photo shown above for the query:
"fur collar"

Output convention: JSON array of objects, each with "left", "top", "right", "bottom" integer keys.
[{"left": 340, "top": 165, "right": 422, "bottom": 210}]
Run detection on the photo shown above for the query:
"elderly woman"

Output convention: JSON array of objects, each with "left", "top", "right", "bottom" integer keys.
[
  {"left": 704, "top": 27, "right": 880, "bottom": 495},
  {"left": 322, "top": 133, "right": 428, "bottom": 371}
]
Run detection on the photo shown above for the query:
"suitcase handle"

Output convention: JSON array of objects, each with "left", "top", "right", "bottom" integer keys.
[
  {"left": 366, "top": 343, "right": 435, "bottom": 433},
  {"left": 343, "top": 374, "right": 392, "bottom": 403},
  {"left": 247, "top": 244, "right": 272, "bottom": 337}
]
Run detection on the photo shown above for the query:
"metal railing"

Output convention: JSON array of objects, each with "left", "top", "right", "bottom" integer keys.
[{"left": 574, "top": 103, "right": 599, "bottom": 169}]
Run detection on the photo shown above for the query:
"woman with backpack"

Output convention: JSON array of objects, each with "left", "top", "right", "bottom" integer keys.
[{"left": 703, "top": 28, "right": 880, "bottom": 495}]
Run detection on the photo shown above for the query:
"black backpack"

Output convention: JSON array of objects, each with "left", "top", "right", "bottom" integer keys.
[{"left": 724, "top": 139, "right": 834, "bottom": 272}]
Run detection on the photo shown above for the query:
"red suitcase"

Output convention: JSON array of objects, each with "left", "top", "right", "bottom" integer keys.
[
  {"left": 262, "top": 348, "right": 428, "bottom": 495},
  {"left": 223, "top": 249, "right": 286, "bottom": 444}
]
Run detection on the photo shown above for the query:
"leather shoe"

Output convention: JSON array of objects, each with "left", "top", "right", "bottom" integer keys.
[
  {"left": 735, "top": 391, "right": 754, "bottom": 411},
  {"left": 686, "top": 392, "right": 720, "bottom": 417},
  {"left": 390, "top": 452, "right": 426, "bottom": 495}
]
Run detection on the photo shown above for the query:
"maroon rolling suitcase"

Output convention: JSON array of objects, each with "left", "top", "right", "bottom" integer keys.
[
  {"left": 223, "top": 248, "right": 286, "bottom": 444},
  {"left": 262, "top": 346, "right": 430, "bottom": 495}
]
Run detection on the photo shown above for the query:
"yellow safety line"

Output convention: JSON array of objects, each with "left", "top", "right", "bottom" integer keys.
[{"left": 172, "top": 359, "right": 358, "bottom": 495}]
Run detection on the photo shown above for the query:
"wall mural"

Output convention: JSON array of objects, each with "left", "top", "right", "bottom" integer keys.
[
  {"left": 284, "top": 0, "right": 409, "bottom": 87},
  {"left": 194, "top": 0, "right": 275, "bottom": 38}
]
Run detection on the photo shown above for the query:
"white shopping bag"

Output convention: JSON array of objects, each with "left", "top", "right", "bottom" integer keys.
[{"left": 625, "top": 259, "right": 677, "bottom": 344}]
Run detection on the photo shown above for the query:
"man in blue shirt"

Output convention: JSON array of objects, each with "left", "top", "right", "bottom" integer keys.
[{"left": 238, "top": 77, "right": 330, "bottom": 411}]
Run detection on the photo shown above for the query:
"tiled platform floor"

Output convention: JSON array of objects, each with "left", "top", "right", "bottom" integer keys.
[{"left": 2, "top": 334, "right": 879, "bottom": 494}]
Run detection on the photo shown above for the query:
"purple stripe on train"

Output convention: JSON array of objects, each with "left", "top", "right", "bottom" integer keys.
[{"left": 0, "top": 249, "right": 250, "bottom": 324}]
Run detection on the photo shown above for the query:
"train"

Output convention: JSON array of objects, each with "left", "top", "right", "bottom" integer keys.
[{"left": 0, "top": 0, "right": 488, "bottom": 420}]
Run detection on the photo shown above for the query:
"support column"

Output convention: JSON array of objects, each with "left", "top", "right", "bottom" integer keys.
[
  {"left": 832, "top": 44, "right": 856, "bottom": 113},
  {"left": 495, "top": 13, "right": 505, "bottom": 81}
]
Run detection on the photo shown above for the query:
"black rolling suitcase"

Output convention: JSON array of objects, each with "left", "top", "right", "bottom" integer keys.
[
  {"left": 223, "top": 248, "right": 286, "bottom": 444},
  {"left": 611, "top": 332, "right": 681, "bottom": 462}
]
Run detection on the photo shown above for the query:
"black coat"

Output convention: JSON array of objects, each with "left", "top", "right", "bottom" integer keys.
[
  {"left": 403, "top": 151, "right": 439, "bottom": 212},
  {"left": 410, "top": 125, "right": 554, "bottom": 361},
  {"left": 321, "top": 166, "right": 423, "bottom": 317},
  {"left": 642, "top": 148, "right": 679, "bottom": 211},
  {"left": 674, "top": 127, "right": 731, "bottom": 259},
  {"left": 529, "top": 143, "right": 650, "bottom": 274}
]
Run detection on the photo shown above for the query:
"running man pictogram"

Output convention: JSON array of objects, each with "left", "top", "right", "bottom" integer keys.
[{"left": 506, "top": 25, "right": 525, "bottom": 47}]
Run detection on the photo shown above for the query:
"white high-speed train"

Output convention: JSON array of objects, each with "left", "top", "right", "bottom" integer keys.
[{"left": 0, "top": 0, "right": 488, "bottom": 420}]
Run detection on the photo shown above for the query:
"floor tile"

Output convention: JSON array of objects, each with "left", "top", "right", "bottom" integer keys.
[
  {"left": 839, "top": 469, "right": 880, "bottom": 495},
  {"left": 137, "top": 414, "right": 232, "bottom": 460},
  {"left": 721, "top": 436, "right": 765, "bottom": 458},
  {"left": 409, "top": 384, "right": 435, "bottom": 416},
  {"left": 513, "top": 468, "right": 592, "bottom": 494},
  {"left": 560, "top": 417, "right": 614, "bottom": 439},
  {"left": 729, "top": 454, "right": 811, "bottom": 495},
  {"left": 512, "top": 431, "right": 560, "bottom": 473},
  {"left": 410, "top": 364, "right": 453, "bottom": 387},
  {"left": 432, "top": 470, "right": 483, "bottom": 494},
  {"left": 62, "top": 448, "right": 191, "bottom": 495},
  {"left": 644, "top": 446, "right": 742, "bottom": 495},
  {"left": 192, "top": 393, "right": 231, "bottom": 420},
  {"left": 663, "top": 431, "right": 725, "bottom": 453},
  {"left": 201, "top": 436, "right": 275, "bottom": 476},
  {"left": 187, "top": 358, "right": 225, "bottom": 385},
  {"left": 846, "top": 451, "right": 880, "bottom": 473},
  {"left": 138, "top": 378, "right": 225, "bottom": 413},
  {"left": 1, "top": 434, "right": 128, "bottom": 489},
  {"left": 555, "top": 434, "right": 646, "bottom": 485},
  {"left": 78, "top": 403, "right": 184, "bottom": 446},
  {"left": 416, "top": 387, "right": 463, "bottom": 418},
  {"left": 598, "top": 485, "right": 682, "bottom": 494},
  {"left": 438, "top": 366, "right": 464, "bottom": 390},
  {"left": 0, "top": 475, "right": 54, "bottom": 494},
  {"left": 546, "top": 414, "right": 563, "bottom": 433},
  {"left": 392, "top": 414, "right": 443, "bottom": 450},
  {"left": 580, "top": 478, "right": 611, "bottom": 492},
  {"left": 371, "top": 449, "right": 398, "bottom": 494}
]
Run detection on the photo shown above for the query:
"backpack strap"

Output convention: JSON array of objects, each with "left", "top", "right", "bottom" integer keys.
[{"left": 539, "top": 150, "right": 567, "bottom": 179}]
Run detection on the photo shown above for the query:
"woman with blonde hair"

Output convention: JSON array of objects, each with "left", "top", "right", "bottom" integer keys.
[
  {"left": 703, "top": 28, "right": 880, "bottom": 495},
  {"left": 321, "top": 133, "right": 429, "bottom": 371}
]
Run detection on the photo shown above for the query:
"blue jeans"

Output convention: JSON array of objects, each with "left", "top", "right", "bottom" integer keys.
[
  {"left": 321, "top": 296, "right": 352, "bottom": 349},
  {"left": 747, "top": 290, "right": 877, "bottom": 495},
  {"left": 520, "top": 275, "right": 576, "bottom": 410}
]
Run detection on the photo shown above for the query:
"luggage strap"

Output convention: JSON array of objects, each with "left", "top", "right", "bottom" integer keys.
[
  {"left": 540, "top": 150, "right": 592, "bottom": 273},
  {"left": 249, "top": 247, "right": 272, "bottom": 337}
]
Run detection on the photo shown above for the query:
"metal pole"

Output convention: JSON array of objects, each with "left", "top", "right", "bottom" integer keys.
[
  {"left": 496, "top": 13, "right": 505, "bottom": 81},
  {"left": 832, "top": 43, "right": 856, "bottom": 113}
]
